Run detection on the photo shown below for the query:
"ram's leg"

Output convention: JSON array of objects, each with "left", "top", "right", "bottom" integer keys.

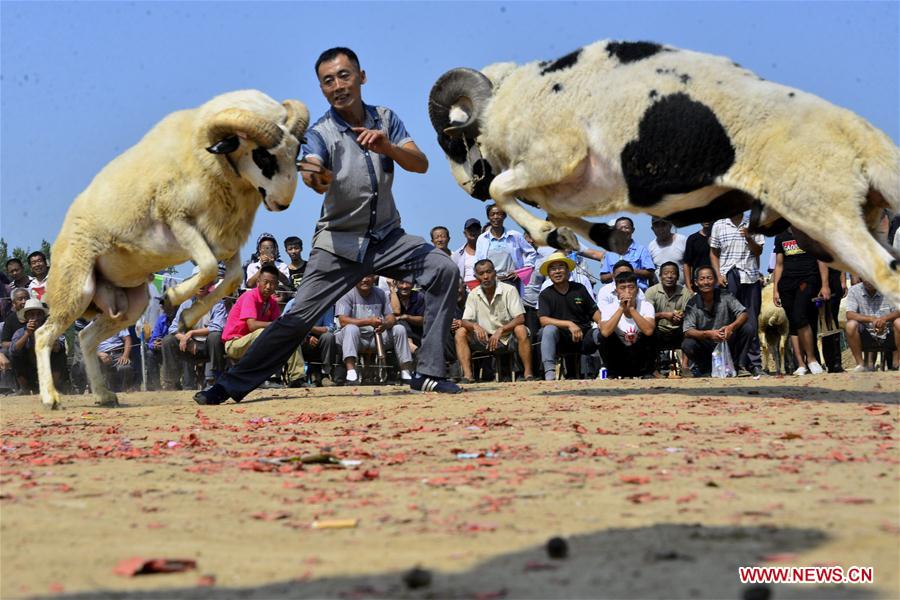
[
  {"left": 796, "top": 219, "right": 900, "bottom": 305},
  {"left": 80, "top": 285, "right": 149, "bottom": 407},
  {"left": 548, "top": 215, "right": 632, "bottom": 254},
  {"left": 488, "top": 168, "right": 580, "bottom": 251},
  {"left": 179, "top": 252, "right": 242, "bottom": 331},
  {"left": 163, "top": 220, "right": 220, "bottom": 318},
  {"left": 36, "top": 259, "right": 97, "bottom": 409}
]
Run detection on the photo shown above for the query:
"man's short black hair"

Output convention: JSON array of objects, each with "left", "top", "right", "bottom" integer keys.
[
  {"left": 474, "top": 259, "right": 495, "bottom": 272},
  {"left": 659, "top": 261, "right": 680, "bottom": 274},
  {"left": 259, "top": 265, "right": 280, "bottom": 279},
  {"left": 486, "top": 203, "right": 504, "bottom": 218},
  {"left": 6, "top": 258, "right": 23, "bottom": 269},
  {"left": 614, "top": 216, "right": 635, "bottom": 229},
  {"left": 695, "top": 265, "right": 717, "bottom": 278},
  {"left": 27, "top": 251, "right": 47, "bottom": 263},
  {"left": 430, "top": 225, "right": 449, "bottom": 238},
  {"left": 283, "top": 236, "right": 302, "bottom": 249},
  {"left": 315, "top": 47, "right": 361, "bottom": 75},
  {"left": 614, "top": 271, "right": 638, "bottom": 286},
  {"left": 612, "top": 259, "right": 633, "bottom": 272}
]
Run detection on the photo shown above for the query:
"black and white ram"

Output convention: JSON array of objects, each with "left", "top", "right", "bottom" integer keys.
[{"left": 429, "top": 40, "right": 900, "bottom": 303}]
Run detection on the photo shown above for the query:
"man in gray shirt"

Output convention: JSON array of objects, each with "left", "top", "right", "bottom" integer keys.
[
  {"left": 681, "top": 265, "right": 754, "bottom": 377},
  {"left": 197, "top": 47, "right": 460, "bottom": 404},
  {"left": 335, "top": 275, "right": 413, "bottom": 383}
]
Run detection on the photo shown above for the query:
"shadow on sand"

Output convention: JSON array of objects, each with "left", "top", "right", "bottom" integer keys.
[{"left": 47, "top": 523, "right": 876, "bottom": 599}]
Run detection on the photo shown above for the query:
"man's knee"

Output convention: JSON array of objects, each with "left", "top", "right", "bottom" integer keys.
[
  {"left": 845, "top": 320, "right": 861, "bottom": 336},
  {"left": 342, "top": 324, "right": 360, "bottom": 340},
  {"left": 514, "top": 324, "right": 529, "bottom": 341},
  {"left": 541, "top": 325, "right": 560, "bottom": 342}
]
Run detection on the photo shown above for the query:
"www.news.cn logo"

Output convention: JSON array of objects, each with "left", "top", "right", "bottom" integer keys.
[{"left": 739, "top": 566, "right": 874, "bottom": 584}]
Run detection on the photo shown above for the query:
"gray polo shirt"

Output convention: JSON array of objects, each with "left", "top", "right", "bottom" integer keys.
[
  {"left": 683, "top": 290, "right": 746, "bottom": 332},
  {"left": 301, "top": 104, "right": 412, "bottom": 262},
  {"left": 846, "top": 283, "right": 895, "bottom": 334}
]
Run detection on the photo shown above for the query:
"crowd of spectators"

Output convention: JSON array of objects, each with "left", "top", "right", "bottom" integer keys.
[{"left": 2, "top": 207, "right": 898, "bottom": 395}]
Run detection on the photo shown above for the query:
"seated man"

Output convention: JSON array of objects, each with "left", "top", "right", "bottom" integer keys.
[
  {"left": 538, "top": 253, "right": 600, "bottom": 381},
  {"left": 681, "top": 265, "right": 754, "bottom": 377},
  {"left": 1, "top": 288, "right": 32, "bottom": 392},
  {"left": 391, "top": 279, "right": 425, "bottom": 353},
  {"left": 844, "top": 279, "right": 899, "bottom": 371},
  {"left": 222, "top": 265, "right": 305, "bottom": 386},
  {"left": 645, "top": 261, "right": 693, "bottom": 372},
  {"left": 144, "top": 298, "right": 177, "bottom": 391},
  {"left": 598, "top": 272, "right": 657, "bottom": 378},
  {"left": 161, "top": 283, "right": 227, "bottom": 390},
  {"left": 96, "top": 328, "right": 133, "bottom": 393},
  {"left": 335, "top": 275, "right": 414, "bottom": 384},
  {"left": 456, "top": 259, "right": 533, "bottom": 382},
  {"left": 9, "top": 298, "right": 67, "bottom": 394},
  {"left": 303, "top": 306, "right": 338, "bottom": 387}
]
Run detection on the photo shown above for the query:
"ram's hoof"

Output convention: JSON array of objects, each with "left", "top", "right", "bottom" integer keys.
[
  {"left": 546, "top": 227, "right": 579, "bottom": 252},
  {"left": 608, "top": 229, "right": 631, "bottom": 254},
  {"left": 95, "top": 393, "right": 120, "bottom": 408}
]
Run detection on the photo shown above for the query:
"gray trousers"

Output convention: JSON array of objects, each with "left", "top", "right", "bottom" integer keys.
[
  {"left": 540, "top": 325, "right": 601, "bottom": 373},
  {"left": 161, "top": 331, "right": 225, "bottom": 388},
  {"left": 336, "top": 324, "right": 412, "bottom": 365},
  {"left": 217, "top": 229, "right": 459, "bottom": 400}
]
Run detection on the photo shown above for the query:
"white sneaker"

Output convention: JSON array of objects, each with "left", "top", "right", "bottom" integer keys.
[
  {"left": 851, "top": 364, "right": 871, "bottom": 373},
  {"left": 346, "top": 369, "right": 359, "bottom": 382},
  {"left": 400, "top": 369, "right": 413, "bottom": 381},
  {"left": 793, "top": 366, "right": 808, "bottom": 376},
  {"left": 807, "top": 362, "right": 825, "bottom": 375}
]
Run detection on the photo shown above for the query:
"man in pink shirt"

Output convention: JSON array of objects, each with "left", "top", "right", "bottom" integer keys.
[{"left": 222, "top": 266, "right": 305, "bottom": 386}]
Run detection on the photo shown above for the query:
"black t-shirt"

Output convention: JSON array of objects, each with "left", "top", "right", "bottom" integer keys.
[
  {"left": 683, "top": 231, "right": 711, "bottom": 271},
  {"left": 538, "top": 282, "right": 599, "bottom": 330},
  {"left": 287, "top": 259, "right": 307, "bottom": 289},
  {"left": 774, "top": 231, "right": 819, "bottom": 280},
  {"left": 2, "top": 312, "right": 23, "bottom": 344}
]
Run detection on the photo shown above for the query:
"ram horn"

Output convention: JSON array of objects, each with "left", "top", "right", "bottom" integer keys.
[
  {"left": 206, "top": 108, "right": 284, "bottom": 149},
  {"left": 428, "top": 67, "right": 493, "bottom": 138},
  {"left": 282, "top": 100, "right": 310, "bottom": 142}
]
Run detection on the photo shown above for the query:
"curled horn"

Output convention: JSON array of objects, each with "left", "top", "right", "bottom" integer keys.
[
  {"left": 282, "top": 100, "right": 310, "bottom": 142},
  {"left": 207, "top": 108, "right": 284, "bottom": 149},
  {"left": 428, "top": 67, "right": 493, "bottom": 138}
]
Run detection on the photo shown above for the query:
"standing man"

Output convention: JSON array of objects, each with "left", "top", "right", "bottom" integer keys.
[
  {"left": 475, "top": 204, "right": 537, "bottom": 293},
  {"left": 27, "top": 251, "right": 50, "bottom": 301},
  {"left": 197, "top": 47, "right": 460, "bottom": 404},
  {"left": 648, "top": 218, "right": 687, "bottom": 284},
  {"left": 682, "top": 222, "right": 713, "bottom": 293},
  {"left": 453, "top": 218, "right": 482, "bottom": 285},
  {"left": 709, "top": 212, "right": 766, "bottom": 377},
  {"left": 598, "top": 217, "right": 655, "bottom": 291},
  {"left": 283, "top": 236, "right": 308, "bottom": 290},
  {"left": 430, "top": 226, "right": 452, "bottom": 256}
]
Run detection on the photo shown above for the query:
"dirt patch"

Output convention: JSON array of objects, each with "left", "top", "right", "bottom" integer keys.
[{"left": 1, "top": 373, "right": 897, "bottom": 599}]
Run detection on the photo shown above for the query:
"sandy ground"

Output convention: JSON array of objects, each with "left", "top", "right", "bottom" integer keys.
[{"left": 1, "top": 372, "right": 898, "bottom": 600}]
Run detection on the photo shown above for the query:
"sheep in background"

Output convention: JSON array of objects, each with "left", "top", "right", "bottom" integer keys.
[
  {"left": 34, "top": 90, "right": 309, "bottom": 409},
  {"left": 429, "top": 39, "right": 900, "bottom": 305},
  {"left": 759, "top": 282, "right": 789, "bottom": 375}
]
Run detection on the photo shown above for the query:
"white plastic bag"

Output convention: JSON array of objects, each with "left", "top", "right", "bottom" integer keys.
[{"left": 711, "top": 341, "right": 737, "bottom": 378}]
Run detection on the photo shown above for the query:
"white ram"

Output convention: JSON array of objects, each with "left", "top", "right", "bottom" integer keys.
[
  {"left": 34, "top": 90, "right": 309, "bottom": 409},
  {"left": 429, "top": 40, "right": 900, "bottom": 304}
]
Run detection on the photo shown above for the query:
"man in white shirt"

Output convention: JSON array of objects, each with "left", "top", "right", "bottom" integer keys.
[
  {"left": 709, "top": 212, "right": 765, "bottom": 376},
  {"left": 648, "top": 218, "right": 687, "bottom": 284},
  {"left": 452, "top": 218, "right": 482, "bottom": 284},
  {"left": 598, "top": 271, "right": 656, "bottom": 378}
]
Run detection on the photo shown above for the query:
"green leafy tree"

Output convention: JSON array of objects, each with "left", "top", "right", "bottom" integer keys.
[
  {"left": 0, "top": 238, "right": 8, "bottom": 268},
  {"left": 40, "top": 239, "right": 52, "bottom": 265}
]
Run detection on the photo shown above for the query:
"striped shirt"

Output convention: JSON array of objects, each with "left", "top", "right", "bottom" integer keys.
[
  {"left": 846, "top": 283, "right": 896, "bottom": 336},
  {"left": 709, "top": 217, "right": 764, "bottom": 284}
]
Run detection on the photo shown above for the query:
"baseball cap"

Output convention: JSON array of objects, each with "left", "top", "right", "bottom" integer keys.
[{"left": 464, "top": 218, "right": 481, "bottom": 230}]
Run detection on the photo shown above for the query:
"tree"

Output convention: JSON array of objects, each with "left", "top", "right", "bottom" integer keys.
[
  {"left": 12, "top": 248, "right": 30, "bottom": 275},
  {"left": 0, "top": 238, "right": 7, "bottom": 268},
  {"left": 40, "top": 239, "right": 52, "bottom": 265}
]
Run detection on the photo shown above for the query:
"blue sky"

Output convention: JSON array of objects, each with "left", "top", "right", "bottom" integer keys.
[{"left": 2, "top": 1, "right": 898, "bottom": 278}]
